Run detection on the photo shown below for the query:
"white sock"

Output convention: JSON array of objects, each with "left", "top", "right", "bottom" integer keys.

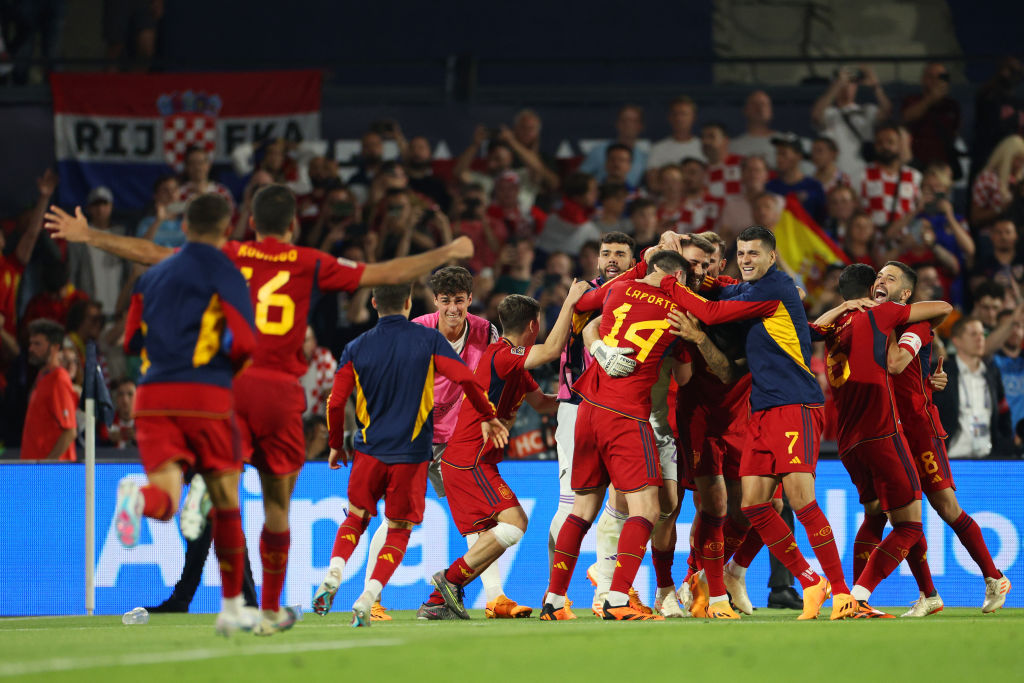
[
  {"left": 607, "top": 590, "right": 629, "bottom": 607},
  {"left": 328, "top": 557, "right": 346, "bottom": 577},
  {"left": 548, "top": 504, "right": 571, "bottom": 567},
  {"left": 725, "top": 560, "right": 745, "bottom": 578},
  {"left": 362, "top": 520, "right": 389, "bottom": 592},
  {"left": 221, "top": 594, "right": 244, "bottom": 615},
  {"left": 595, "top": 504, "right": 628, "bottom": 588},
  {"left": 851, "top": 585, "right": 871, "bottom": 601},
  {"left": 365, "top": 579, "right": 384, "bottom": 603},
  {"left": 545, "top": 592, "right": 566, "bottom": 609},
  {"left": 466, "top": 533, "right": 504, "bottom": 602},
  {"left": 709, "top": 594, "right": 727, "bottom": 605}
]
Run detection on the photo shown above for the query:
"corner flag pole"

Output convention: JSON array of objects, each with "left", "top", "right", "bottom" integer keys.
[{"left": 85, "top": 395, "right": 95, "bottom": 617}]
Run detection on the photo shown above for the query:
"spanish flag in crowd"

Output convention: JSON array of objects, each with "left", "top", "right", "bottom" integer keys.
[{"left": 773, "top": 194, "right": 849, "bottom": 304}]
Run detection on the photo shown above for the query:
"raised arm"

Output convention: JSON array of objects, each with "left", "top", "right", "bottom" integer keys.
[
  {"left": 45, "top": 205, "right": 173, "bottom": 265},
  {"left": 524, "top": 388, "right": 558, "bottom": 415},
  {"left": 358, "top": 236, "right": 473, "bottom": 287},
  {"left": 811, "top": 74, "right": 845, "bottom": 129},
  {"left": 434, "top": 354, "right": 509, "bottom": 449},
  {"left": 525, "top": 280, "right": 590, "bottom": 369},
  {"left": 15, "top": 170, "right": 58, "bottom": 266},
  {"left": 813, "top": 298, "right": 877, "bottom": 327},
  {"left": 666, "top": 309, "right": 736, "bottom": 384},
  {"left": 661, "top": 276, "right": 778, "bottom": 325},
  {"left": 905, "top": 300, "right": 953, "bottom": 326}
]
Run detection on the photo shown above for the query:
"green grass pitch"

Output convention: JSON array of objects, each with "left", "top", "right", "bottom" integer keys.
[{"left": 1, "top": 607, "right": 1020, "bottom": 682}]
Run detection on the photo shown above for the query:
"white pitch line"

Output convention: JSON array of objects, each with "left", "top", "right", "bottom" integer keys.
[{"left": 0, "top": 638, "right": 402, "bottom": 677}]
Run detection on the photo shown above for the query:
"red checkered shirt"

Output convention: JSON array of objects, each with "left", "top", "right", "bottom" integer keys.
[
  {"left": 301, "top": 346, "right": 337, "bottom": 418},
  {"left": 859, "top": 164, "right": 921, "bottom": 228},
  {"left": 661, "top": 194, "right": 723, "bottom": 234},
  {"left": 706, "top": 154, "right": 744, "bottom": 202},
  {"left": 971, "top": 169, "right": 1009, "bottom": 216}
]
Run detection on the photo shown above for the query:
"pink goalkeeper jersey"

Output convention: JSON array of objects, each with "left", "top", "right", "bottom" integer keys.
[{"left": 412, "top": 312, "right": 498, "bottom": 442}]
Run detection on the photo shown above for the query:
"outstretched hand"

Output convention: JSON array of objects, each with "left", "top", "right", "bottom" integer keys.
[
  {"left": 44, "top": 205, "right": 90, "bottom": 242},
  {"left": 482, "top": 418, "right": 510, "bottom": 449},
  {"left": 448, "top": 235, "right": 475, "bottom": 260}
]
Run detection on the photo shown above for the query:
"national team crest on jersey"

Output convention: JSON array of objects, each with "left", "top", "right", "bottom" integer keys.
[{"left": 159, "top": 91, "right": 222, "bottom": 170}]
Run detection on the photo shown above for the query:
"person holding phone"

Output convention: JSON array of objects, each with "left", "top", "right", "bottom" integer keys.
[
  {"left": 901, "top": 63, "right": 962, "bottom": 170},
  {"left": 136, "top": 175, "right": 186, "bottom": 247}
]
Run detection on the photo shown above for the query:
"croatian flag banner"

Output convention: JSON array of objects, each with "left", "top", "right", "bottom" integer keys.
[{"left": 51, "top": 71, "right": 322, "bottom": 210}]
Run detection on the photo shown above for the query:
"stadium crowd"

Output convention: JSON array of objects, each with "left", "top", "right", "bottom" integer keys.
[{"left": 4, "top": 60, "right": 1024, "bottom": 461}]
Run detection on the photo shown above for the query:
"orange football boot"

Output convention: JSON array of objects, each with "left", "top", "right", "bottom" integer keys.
[
  {"left": 486, "top": 594, "right": 533, "bottom": 618},
  {"left": 797, "top": 577, "right": 831, "bottom": 620}
]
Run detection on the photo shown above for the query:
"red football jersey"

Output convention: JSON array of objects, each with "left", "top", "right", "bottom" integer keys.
[
  {"left": 819, "top": 301, "right": 911, "bottom": 454},
  {"left": 679, "top": 350, "right": 752, "bottom": 434},
  {"left": 892, "top": 320, "right": 947, "bottom": 438},
  {"left": 573, "top": 279, "right": 690, "bottom": 421},
  {"left": 224, "top": 237, "right": 365, "bottom": 377},
  {"left": 443, "top": 338, "right": 539, "bottom": 467}
]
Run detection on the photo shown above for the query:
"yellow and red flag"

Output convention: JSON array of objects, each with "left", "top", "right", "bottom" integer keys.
[{"left": 773, "top": 195, "right": 849, "bottom": 304}]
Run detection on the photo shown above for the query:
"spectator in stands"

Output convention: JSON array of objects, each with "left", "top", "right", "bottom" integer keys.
[
  {"left": 300, "top": 326, "right": 336, "bottom": 420},
  {"left": 646, "top": 96, "right": 704, "bottom": 188},
  {"left": 810, "top": 137, "right": 850, "bottom": 194},
  {"left": 102, "top": 378, "right": 136, "bottom": 448},
  {"left": 405, "top": 136, "right": 452, "bottom": 213},
  {"left": 103, "top": 0, "right": 159, "bottom": 72},
  {"left": 655, "top": 164, "right": 685, "bottom": 227},
  {"left": 7, "top": 0, "right": 67, "bottom": 83},
  {"left": 730, "top": 90, "right": 777, "bottom": 166},
  {"left": 821, "top": 184, "right": 858, "bottom": 241},
  {"left": 752, "top": 191, "right": 782, "bottom": 229},
  {"left": 858, "top": 122, "right": 921, "bottom": 230},
  {"left": 65, "top": 299, "right": 103, "bottom": 385},
  {"left": 673, "top": 158, "right": 720, "bottom": 234},
  {"left": 536, "top": 171, "right": 602, "bottom": 257},
  {"left": 935, "top": 317, "right": 1012, "bottom": 459},
  {"left": 136, "top": 175, "right": 185, "bottom": 247},
  {"left": 579, "top": 105, "right": 647, "bottom": 187},
  {"left": 231, "top": 169, "right": 274, "bottom": 240},
  {"left": 295, "top": 157, "right": 340, "bottom": 234},
  {"left": 177, "top": 146, "right": 235, "bottom": 211},
  {"left": 20, "top": 261, "right": 88, "bottom": 336},
  {"left": 973, "top": 57, "right": 1024, "bottom": 181},
  {"left": 901, "top": 62, "right": 961, "bottom": 171},
  {"left": 810, "top": 66, "right": 891, "bottom": 180},
  {"left": 717, "top": 155, "right": 780, "bottom": 243},
  {"left": 453, "top": 183, "right": 506, "bottom": 273},
  {"left": 376, "top": 186, "right": 451, "bottom": 260},
  {"left": 309, "top": 184, "right": 364, "bottom": 252},
  {"left": 603, "top": 144, "right": 635, "bottom": 190},
  {"left": 20, "top": 318, "right": 76, "bottom": 461},
  {"left": 842, "top": 211, "right": 884, "bottom": 267},
  {"left": 970, "top": 135, "right": 1024, "bottom": 229},
  {"left": 594, "top": 182, "right": 631, "bottom": 234},
  {"left": 454, "top": 128, "right": 520, "bottom": 200},
  {"left": 628, "top": 198, "right": 660, "bottom": 251},
  {"left": 971, "top": 219, "right": 1024, "bottom": 296},
  {"left": 766, "top": 133, "right": 826, "bottom": 224},
  {"left": 346, "top": 131, "right": 386, "bottom": 204},
  {"left": 992, "top": 309, "right": 1024, "bottom": 439},
  {"left": 495, "top": 117, "right": 557, "bottom": 206},
  {"left": 494, "top": 238, "right": 535, "bottom": 296},
  {"left": 67, "top": 186, "right": 128, "bottom": 316},
  {"left": 578, "top": 241, "right": 600, "bottom": 282},
  {"left": 487, "top": 171, "right": 546, "bottom": 241},
  {"left": 888, "top": 217, "right": 961, "bottom": 301},
  {"left": 701, "top": 122, "right": 744, "bottom": 204},
  {"left": 255, "top": 138, "right": 298, "bottom": 186},
  {"left": 971, "top": 282, "right": 1011, "bottom": 333}
]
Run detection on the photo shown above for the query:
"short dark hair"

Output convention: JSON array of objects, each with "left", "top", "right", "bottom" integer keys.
[
  {"left": 498, "top": 294, "right": 542, "bottom": 335},
  {"left": 628, "top": 198, "right": 657, "bottom": 216},
  {"left": 648, "top": 249, "right": 688, "bottom": 275},
  {"left": 683, "top": 233, "right": 716, "bottom": 255},
  {"left": 599, "top": 182, "right": 629, "bottom": 203},
  {"left": 701, "top": 232, "right": 727, "bottom": 257},
  {"left": 874, "top": 121, "right": 901, "bottom": 138},
  {"left": 430, "top": 266, "right": 473, "bottom": 297},
  {"left": 838, "top": 263, "right": 876, "bottom": 300},
  {"left": 884, "top": 260, "right": 918, "bottom": 292},
  {"left": 606, "top": 143, "right": 633, "bottom": 160},
  {"left": 185, "top": 193, "right": 232, "bottom": 237},
  {"left": 701, "top": 121, "right": 729, "bottom": 137},
  {"left": 67, "top": 299, "right": 101, "bottom": 332},
  {"left": 974, "top": 281, "right": 1006, "bottom": 301},
  {"left": 951, "top": 316, "right": 982, "bottom": 339},
  {"left": 737, "top": 225, "right": 776, "bottom": 251},
  {"left": 680, "top": 157, "right": 707, "bottom": 169},
  {"left": 669, "top": 95, "right": 695, "bottom": 109},
  {"left": 813, "top": 136, "right": 839, "bottom": 154},
  {"left": 110, "top": 377, "right": 136, "bottom": 392},
  {"left": 153, "top": 173, "right": 177, "bottom": 193},
  {"left": 27, "top": 318, "right": 64, "bottom": 346},
  {"left": 563, "top": 172, "right": 594, "bottom": 200},
  {"left": 372, "top": 284, "right": 412, "bottom": 314},
  {"left": 184, "top": 145, "right": 208, "bottom": 161},
  {"left": 489, "top": 140, "right": 513, "bottom": 156},
  {"left": 252, "top": 184, "right": 297, "bottom": 236},
  {"left": 601, "top": 232, "right": 636, "bottom": 251},
  {"left": 580, "top": 240, "right": 600, "bottom": 255}
]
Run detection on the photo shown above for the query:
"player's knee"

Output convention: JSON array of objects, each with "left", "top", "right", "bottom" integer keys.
[
  {"left": 931, "top": 496, "right": 961, "bottom": 524},
  {"left": 493, "top": 521, "right": 524, "bottom": 548},
  {"left": 387, "top": 519, "right": 415, "bottom": 530}
]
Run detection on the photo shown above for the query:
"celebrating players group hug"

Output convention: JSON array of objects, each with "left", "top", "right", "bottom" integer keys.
[{"left": 44, "top": 184, "right": 1012, "bottom": 634}]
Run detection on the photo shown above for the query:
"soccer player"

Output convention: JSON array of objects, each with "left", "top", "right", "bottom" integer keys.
[
  {"left": 353, "top": 266, "right": 532, "bottom": 620},
  {"left": 322, "top": 283, "right": 508, "bottom": 626},
  {"left": 661, "top": 225, "right": 855, "bottom": 620},
  {"left": 813, "top": 263, "right": 951, "bottom": 617},
  {"left": 45, "top": 186, "right": 473, "bottom": 634},
  {"left": 873, "top": 261, "right": 1012, "bottom": 614},
  {"left": 541, "top": 249, "right": 693, "bottom": 622},
  {"left": 420, "top": 284, "right": 589, "bottom": 619},
  {"left": 112, "top": 194, "right": 258, "bottom": 635}
]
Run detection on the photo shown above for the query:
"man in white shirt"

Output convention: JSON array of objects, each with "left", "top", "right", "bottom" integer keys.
[
  {"left": 729, "top": 91, "right": 778, "bottom": 167},
  {"left": 646, "top": 96, "right": 705, "bottom": 187},
  {"left": 811, "top": 66, "right": 892, "bottom": 181}
]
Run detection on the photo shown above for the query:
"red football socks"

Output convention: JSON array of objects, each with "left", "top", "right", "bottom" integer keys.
[
  {"left": 722, "top": 517, "right": 749, "bottom": 564},
  {"left": 856, "top": 521, "right": 923, "bottom": 592},
  {"left": 905, "top": 534, "right": 936, "bottom": 596},
  {"left": 651, "top": 548, "right": 675, "bottom": 588},
  {"left": 951, "top": 511, "right": 1000, "bottom": 579},
  {"left": 609, "top": 517, "right": 654, "bottom": 595},
  {"left": 370, "top": 527, "right": 412, "bottom": 587},
  {"left": 742, "top": 502, "right": 819, "bottom": 589},
  {"left": 330, "top": 512, "right": 371, "bottom": 562},
  {"left": 547, "top": 514, "right": 591, "bottom": 597},
  {"left": 853, "top": 512, "right": 887, "bottom": 581},
  {"left": 731, "top": 527, "right": 764, "bottom": 569},
  {"left": 795, "top": 502, "right": 850, "bottom": 594},
  {"left": 444, "top": 557, "right": 475, "bottom": 586},
  {"left": 212, "top": 508, "right": 245, "bottom": 599},
  {"left": 140, "top": 485, "right": 173, "bottom": 521},
  {"left": 699, "top": 512, "right": 727, "bottom": 596},
  {"left": 259, "top": 527, "right": 290, "bottom": 613}
]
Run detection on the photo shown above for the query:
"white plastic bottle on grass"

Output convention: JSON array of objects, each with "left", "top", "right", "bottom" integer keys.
[{"left": 122, "top": 607, "right": 149, "bottom": 625}]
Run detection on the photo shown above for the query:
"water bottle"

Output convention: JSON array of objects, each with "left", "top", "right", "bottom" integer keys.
[{"left": 122, "top": 607, "right": 149, "bottom": 625}]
